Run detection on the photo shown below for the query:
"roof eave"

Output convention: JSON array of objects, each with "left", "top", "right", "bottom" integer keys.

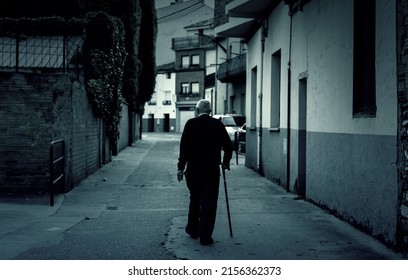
[
  {"left": 226, "top": 0, "right": 281, "bottom": 19},
  {"left": 215, "top": 18, "right": 259, "bottom": 39}
]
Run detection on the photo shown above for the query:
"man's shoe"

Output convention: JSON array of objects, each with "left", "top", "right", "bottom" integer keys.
[
  {"left": 200, "top": 237, "right": 214, "bottom": 246},
  {"left": 185, "top": 226, "right": 198, "bottom": 239}
]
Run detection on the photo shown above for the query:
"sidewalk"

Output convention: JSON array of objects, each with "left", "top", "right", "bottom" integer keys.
[
  {"left": 0, "top": 134, "right": 406, "bottom": 260},
  {"left": 0, "top": 140, "right": 150, "bottom": 260},
  {"left": 165, "top": 162, "right": 406, "bottom": 260}
]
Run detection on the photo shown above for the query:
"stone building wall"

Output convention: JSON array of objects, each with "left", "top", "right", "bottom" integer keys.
[
  {"left": 0, "top": 72, "right": 107, "bottom": 193},
  {"left": 0, "top": 73, "right": 55, "bottom": 193},
  {"left": 214, "top": 0, "right": 231, "bottom": 27}
]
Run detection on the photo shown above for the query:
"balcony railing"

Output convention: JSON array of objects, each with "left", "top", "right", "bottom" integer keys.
[
  {"left": 172, "top": 35, "right": 213, "bottom": 51},
  {"left": 178, "top": 91, "right": 200, "bottom": 96},
  {"left": 217, "top": 53, "right": 246, "bottom": 83},
  {"left": 179, "top": 64, "right": 201, "bottom": 70},
  {"left": 177, "top": 93, "right": 202, "bottom": 102}
]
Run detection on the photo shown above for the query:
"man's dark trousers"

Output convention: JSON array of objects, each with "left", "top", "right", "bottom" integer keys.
[{"left": 185, "top": 167, "right": 220, "bottom": 239}]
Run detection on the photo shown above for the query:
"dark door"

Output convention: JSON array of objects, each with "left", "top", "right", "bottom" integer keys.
[
  {"left": 297, "top": 78, "right": 307, "bottom": 197},
  {"left": 164, "top": 114, "right": 170, "bottom": 132},
  {"left": 148, "top": 114, "right": 154, "bottom": 132}
]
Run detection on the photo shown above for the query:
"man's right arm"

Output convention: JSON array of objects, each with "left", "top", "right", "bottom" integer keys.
[
  {"left": 221, "top": 125, "right": 233, "bottom": 170},
  {"left": 177, "top": 120, "right": 192, "bottom": 180}
]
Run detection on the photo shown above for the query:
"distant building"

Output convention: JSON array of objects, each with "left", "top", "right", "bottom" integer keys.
[
  {"left": 155, "top": 0, "right": 214, "bottom": 66},
  {"left": 213, "top": 0, "right": 247, "bottom": 115},
  {"left": 145, "top": 0, "right": 215, "bottom": 133},
  {"left": 172, "top": 28, "right": 215, "bottom": 132},
  {"left": 144, "top": 63, "right": 177, "bottom": 132}
]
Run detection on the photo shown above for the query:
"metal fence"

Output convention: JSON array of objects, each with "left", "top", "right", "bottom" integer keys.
[
  {"left": 0, "top": 35, "right": 83, "bottom": 72},
  {"left": 49, "top": 139, "right": 65, "bottom": 206}
]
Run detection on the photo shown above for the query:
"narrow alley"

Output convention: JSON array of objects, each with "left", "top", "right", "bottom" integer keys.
[{"left": 0, "top": 133, "right": 405, "bottom": 261}]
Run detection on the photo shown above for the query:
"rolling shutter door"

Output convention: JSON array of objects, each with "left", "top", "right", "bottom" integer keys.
[{"left": 179, "top": 110, "right": 195, "bottom": 132}]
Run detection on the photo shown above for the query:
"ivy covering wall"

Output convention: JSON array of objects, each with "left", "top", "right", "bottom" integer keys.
[
  {"left": 0, "top": 17, "right": 84, "bottom": 35},
  {"left": 84, "top": 12, "right": 126, "bottom": 147},
  {"left": 136, "top": 0, "right": 157, "bottom": 114},
  {"left": 0, "top": 0, "right": 158, "bottom": 144},
  {"left": 78, "top": 0, "right": 157, "bottom": 114}
]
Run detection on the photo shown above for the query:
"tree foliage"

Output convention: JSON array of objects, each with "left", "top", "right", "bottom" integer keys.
[
  {"left": 0, "top": 0, "right": 83, "bottom": 19},
  {"left": 84, "top": 12, "right": 126, "bottom": 148},
  {"left": 137, "top": 0, "right": 157, "bottom": 114},
  {"left": 0, "top": 0, "right": 157, "bottom": 139},
  {"left": 80, "top": 0, "right": 157, "bottom": 114},
  {"left": 0, "top": 17, "right": 84, "bottom": 36}
]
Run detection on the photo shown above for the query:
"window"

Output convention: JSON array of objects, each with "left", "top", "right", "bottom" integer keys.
[
  {"left": 191, "top": 54, "right": 200, "bottom": 66},
  {"left": 163, "top": 90, "right": 172, "bottom": 104},
  {"left": 182, "top": 56, "right": 189, "bottom": 68},
  {"left": 353, "top": 0, "right": 376, "bottom": 117},
  {"left": 191, "top": 82, "right": 199, "bottom": 94},
  {"left": 230, "top": 96, "right": 236, "bottom": 113},
  {"left": 181, "top": 83, "right": 190, "bottom": 94},
  {"left": 241, "top": 93, "right": 245, "bottom": 114},
  {"left": 166, "top": 72, "right": 171, "bottom": 79},
  {"left": 271, "top": 50, "right": 281, "bottom": 128}
]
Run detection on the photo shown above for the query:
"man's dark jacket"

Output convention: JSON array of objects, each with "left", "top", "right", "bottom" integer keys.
[{"left": 178, "top": 114, "right": 233, "bottom": 175}]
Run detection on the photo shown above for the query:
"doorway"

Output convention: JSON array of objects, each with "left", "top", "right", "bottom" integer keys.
[
  {"left": 164, "top": 114, "right": 170, "bottom": 132},
  {"left": 148, "top": 114, "right": 154, "bottom": 132},
  {"left": 297, "top": 77, "right": 307, "bottom": 197}
]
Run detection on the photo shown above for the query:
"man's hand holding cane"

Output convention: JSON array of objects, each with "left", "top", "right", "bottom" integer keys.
[{"left": 177, "top": 170, "right": 184, "bottom": 182}]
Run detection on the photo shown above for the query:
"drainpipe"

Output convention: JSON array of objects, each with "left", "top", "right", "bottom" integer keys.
[
  {"left": 286, "top": 7, "right": 294, "bottom": 192},
  {"left": 258, "top": 20, "right": 267, "bottom": 176},
  {"left": 226, "top": 37, "right": 230, "bottom": 114},
  {"left": 214, "top": 44, "right": 218, "bottom": 114}
]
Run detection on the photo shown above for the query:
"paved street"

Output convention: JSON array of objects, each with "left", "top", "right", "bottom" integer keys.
[{"left": 0, "top": 133, "right": 406, "bottom": 260}]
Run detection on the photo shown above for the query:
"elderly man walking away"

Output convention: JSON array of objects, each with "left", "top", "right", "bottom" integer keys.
[{"left": 177, "top": 99, "right": 233, "bottom": 245}]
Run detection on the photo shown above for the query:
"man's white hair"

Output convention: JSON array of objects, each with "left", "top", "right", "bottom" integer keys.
[{"left": 196, "top": 99, "right": 212, "bottom": 114}]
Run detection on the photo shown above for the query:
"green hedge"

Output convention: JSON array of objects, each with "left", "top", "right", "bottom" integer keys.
[
  {"left": 0, "top": 17, "right": 84, "bottom": 36},
  {"left": 137, "top": 0, "right": 157, "bottom": 114},
  {"left": 84, "top": 12, "right": 126, "bottom": 148},
  {"left": 0, "top": 0, "right": 157, "bottom": 143}
]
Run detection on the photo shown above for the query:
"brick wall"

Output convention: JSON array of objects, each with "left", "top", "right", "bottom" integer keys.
[
  {"left": 0, "top": 73, "right": 55, "bottom": 193},
  {"left": 214, "top": 0, "right": 231, "bottom": 27},
  {"left": 69, "top": 76, "right": 107, "bottom": 188},
  {"left": 117, "top": 103, "right": 129, "bottom": 152},
  {"left": 397, "top": 0, "right": 408, "bottom": 251},
  {"left": 0, "top": 72, "right": 109, "bottom": 194}
]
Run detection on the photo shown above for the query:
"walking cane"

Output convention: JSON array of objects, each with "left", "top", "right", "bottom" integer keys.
[{"left": 222, "top": 167, "right": 233, "bottom": 237}]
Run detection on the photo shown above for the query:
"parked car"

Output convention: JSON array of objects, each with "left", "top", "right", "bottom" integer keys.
[
  {"left": 230, "top": 114, "right": 246, "bottom": 127},
  {"left": 238, "top": 123, "right": 246, "bottom": 153},
  {"left": 212, "top": 114, "right": 246, "bottom": 148}
]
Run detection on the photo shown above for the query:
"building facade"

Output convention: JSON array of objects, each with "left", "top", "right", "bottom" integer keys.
[
  {"left": 143, "top": 63, "right": 177, "bottom": 133},
  {"left": 173, "top": 34, "right": 215, "bottom": 132},
  {"left": 216, "top": 0, "right": 406, "bottom": 250},
  {"left": 213, "top": 0, "right": 247, "bottom": 115},
  {"left": 144, "top": 0, "right": 215, "bottom": 133},
  {"left": 155, "top": 0, "right": 214, "bottom": 66}
]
